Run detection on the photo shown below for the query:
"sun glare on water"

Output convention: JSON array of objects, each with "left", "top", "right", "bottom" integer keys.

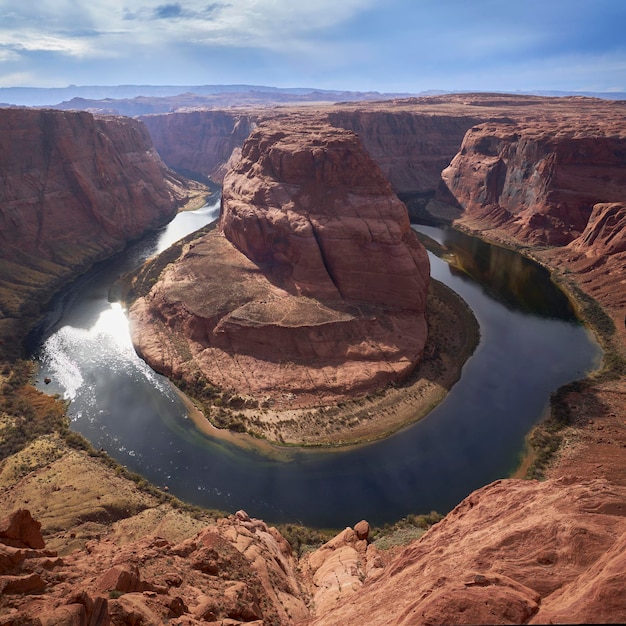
[
  {"left": 40, "top": 302, "right": 169, "bottom": 404},
  {"left": 93, "top": 302, "right": 132, "bottom": 348}
]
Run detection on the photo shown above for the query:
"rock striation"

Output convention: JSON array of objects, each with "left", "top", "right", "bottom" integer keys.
[
  {"left": 0, "top": 107, "right": 194, "bottom": 357},
  {"left": 442, "top": 118, "right": 626, "bottom": 245},
  {"left": 306, "top": 477, "right": 626, "bottom": 626},
  {"left": 130, "top": 121, "right": 430, "bottom": 407}
]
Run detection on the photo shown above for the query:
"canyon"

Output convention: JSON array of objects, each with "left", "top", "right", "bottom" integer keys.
[{"left": 0, "top": 93, "right": 625, "bottom": 624}]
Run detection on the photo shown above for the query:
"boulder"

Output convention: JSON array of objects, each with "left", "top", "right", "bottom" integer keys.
[{"left": 0, "top": 510, "right": 45, "bottom": 549}]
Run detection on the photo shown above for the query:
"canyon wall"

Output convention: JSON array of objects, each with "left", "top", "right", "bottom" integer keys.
[
  {"left": 139, "top": 107, "right": 480, "bottom": 195},
  {"left": 325, "top": 109, "right": 481, "bottom": 193},
  {"left": 0, "top": 108, "right": 192, "bottom": 357},
  {"left": 541, "top": 201, "right": 626, "bottom": 315},
  {"left": 140, "top": 110, "right": 256, "bottom": 182},
  {"left": 139, "top": 96, "right": 626, "bottom": 251},
  {"left": 443, "top": 117, "right": 626, "bottom": 245}
]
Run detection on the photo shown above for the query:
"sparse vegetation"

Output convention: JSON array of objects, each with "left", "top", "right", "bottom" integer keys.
[
  {"left": 0, "top": 360, "right": 69, "bottom": 460},
  {"left": 370, "top": 511, "right": 444, "bottom": 549},
  {"left": 276, "top": 523, "right": 337, "bottom": 558},
  {"left": 523, "top": 269, "right": 625, "bottom": 479}
]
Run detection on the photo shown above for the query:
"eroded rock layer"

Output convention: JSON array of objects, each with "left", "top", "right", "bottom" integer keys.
[
  {"left": 442, "top": 117, "right": 626, "bottom": 245},
  {"left": 307, "top": 477, "right": 626, "bottom": 626},
  {"left": 0, "top": 108, "right": 192, "bottom": 357},
  {"left": 130, "top": 121, "right": 430, "bottom": 406}
]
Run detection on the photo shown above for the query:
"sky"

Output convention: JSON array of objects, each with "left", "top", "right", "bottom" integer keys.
[{"left": 0, "top": 0, "right": 625, "bottom": 94}]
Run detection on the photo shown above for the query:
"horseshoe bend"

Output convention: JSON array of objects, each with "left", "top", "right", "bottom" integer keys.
[
  {"left": 1, "top": 93, "right": 626, "bottom": 625},
  {"left": 127, "top": 120, "right": 477, "bottom": 445}
]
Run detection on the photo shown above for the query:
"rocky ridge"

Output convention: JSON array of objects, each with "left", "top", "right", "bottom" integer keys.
[
  {"left": 2, "top": 475, "right": 625, "bottom": 624},
  {"left": 129, "top": 121, "right": 430, "bottom": 411}
]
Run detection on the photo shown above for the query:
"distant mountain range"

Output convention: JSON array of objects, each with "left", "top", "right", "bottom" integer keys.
[
  {"left": 0, "top": 84, "right": 412, "bottom": 108},
  {"left": 0, "top": 84, "right": 624, "bottom": 112}
]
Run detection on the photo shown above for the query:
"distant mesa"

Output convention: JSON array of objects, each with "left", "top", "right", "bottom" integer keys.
[{"left": 129, "top": 121, "right": 430, "bottom": 410}]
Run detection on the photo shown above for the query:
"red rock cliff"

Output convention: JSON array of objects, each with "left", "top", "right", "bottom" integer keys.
[
  {"left": 442, "top": 118, "right": 626, "bottom": 245},
  {"left": 326, "top": 109, "right": 481, "bottom": 193},
  {"left": 139, "top": 110, "right": 255, "bottom": 182},
  {"left": 0, "top": 108, "right": 189, "bottom": 356},
  {"left": 140, "top": 107, "right": 479, "bottom": 197},
  {"left": 539, "top": 202, "right": 626, "bottom": 315},
  {"left": 130, "top": 121, "right": 430, "bottom": 406}
]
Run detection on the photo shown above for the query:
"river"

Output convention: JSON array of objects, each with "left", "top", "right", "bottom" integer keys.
[{"left": 32, "top": 202, "right": 602, "bottom": 528}]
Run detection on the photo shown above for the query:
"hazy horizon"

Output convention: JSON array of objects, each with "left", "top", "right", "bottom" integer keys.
[{"left": 0, "top": 1, "right": 624, "bottom": 94}]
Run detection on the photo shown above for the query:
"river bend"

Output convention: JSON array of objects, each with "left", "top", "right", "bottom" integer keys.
[{"left": 33, "top": 204, "right": 601, "bottom": 527}]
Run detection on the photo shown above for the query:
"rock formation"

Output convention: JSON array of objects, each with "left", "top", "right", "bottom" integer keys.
[
  {"left": 0, "top": 507, "right": 309, "bottom": 625},
  {"left": 2, "top": 477, "right": 625, "bottom": 624},
  {"left": 0, "top": 108, "right": 198, "bottom": 358},
  {"left": 442, "top": 117, "right": 626, "bottom": 245},
  {"left": 129, "top": 121, "right": 430, "bottom": 407},
  {"left": 306, "top": 478, "right": 626, "bottom": 625}
]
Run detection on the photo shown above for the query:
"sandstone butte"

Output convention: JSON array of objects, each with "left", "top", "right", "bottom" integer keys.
[
  {"left": 129, "top": 121, "right": 431, "bottom": 409},
  {"left": 1, "top": 94, "right": 626, "bottom": 624},
  {"left": 0, "top": 108, "right": 205, "bottom": 359}
]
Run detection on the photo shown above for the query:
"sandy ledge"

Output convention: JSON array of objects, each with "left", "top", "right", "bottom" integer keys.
[{"left": 174, "top": 278, "right": 480, "bottom": 452}]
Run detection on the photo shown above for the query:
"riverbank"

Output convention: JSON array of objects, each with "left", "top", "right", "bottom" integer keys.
[
  {"left": 450, "top": 210, "right": 626, "bottom": 487},
  {"left": 179, "top": 278, "right": 479, "bottom": 448}
]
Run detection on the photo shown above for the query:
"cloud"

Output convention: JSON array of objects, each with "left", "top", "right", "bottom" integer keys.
[
  {"left": 154, "top": 3, "right": 183, "bottom": 19},
  {"left": 0, "top": 0, "right": 623, "bottom": 92}
]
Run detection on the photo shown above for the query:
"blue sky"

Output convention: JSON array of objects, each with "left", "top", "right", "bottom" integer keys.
[{"left": 0, "top": 0, "right": 624, "bottom": 93}]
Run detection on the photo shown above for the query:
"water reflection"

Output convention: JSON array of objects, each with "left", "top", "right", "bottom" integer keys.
[{"left": 415, "top": 224, "right": 576, "bottom": 319}]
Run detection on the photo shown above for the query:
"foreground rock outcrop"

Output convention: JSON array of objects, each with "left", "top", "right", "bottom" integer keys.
[
  {"left": 0, "top": 108, "right": 200, "bottom": 358},
  {"left": 2, "top": 476, "right": 625, "bottom": 624},
  {"left": 0, "top": 507, "right": 308, "bottom": 625},
  {"left": 305, "top": 478, "right": 626, "bottom": 626},
  {"left": 130, "top": 121, "right": 430, "bottom": 409}
]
